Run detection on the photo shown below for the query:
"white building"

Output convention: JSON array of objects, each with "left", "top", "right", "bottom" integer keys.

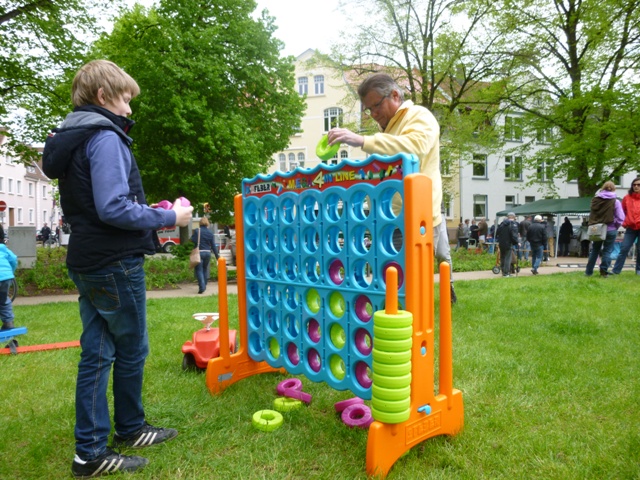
[
  {"left": 268, "top": 50, "right": 639, "bottom": 228},
  {"left": 0, "top": 133, "right": 60, "bottom": 233}
]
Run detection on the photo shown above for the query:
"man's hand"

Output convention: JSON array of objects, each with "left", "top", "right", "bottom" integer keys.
[
  {"left": 171, "top": 198, "right": 193, "bottom": 227},
  {"left": 328, "top": 128, "right": 365, "bottom": 148}
]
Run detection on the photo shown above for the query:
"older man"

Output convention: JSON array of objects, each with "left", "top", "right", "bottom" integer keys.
[
  {"left": 526, "top": 215, "right": 548, "bottom": 275},
  {"left": 327, "top": 73, "right": 456, "bottom": 303}
]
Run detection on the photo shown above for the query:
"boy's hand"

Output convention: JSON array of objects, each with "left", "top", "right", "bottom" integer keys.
[{"left": 171, "top": 198, "right": 193, "bottom": 227}]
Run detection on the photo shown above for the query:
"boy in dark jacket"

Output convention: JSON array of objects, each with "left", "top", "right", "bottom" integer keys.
[
  {"left": 526, "top": 215, "right": 548, "bottom": 275},
  {"left": 497, "top": 212, "right": 520, "bottom": 277},
  {"left": 43, "top": 60, "right": 193, "bottom": 478}
]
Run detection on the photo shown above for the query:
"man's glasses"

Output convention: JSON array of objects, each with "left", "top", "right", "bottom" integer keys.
[{"left": 364, "top": 95, "right": 389, "bottom": 115}]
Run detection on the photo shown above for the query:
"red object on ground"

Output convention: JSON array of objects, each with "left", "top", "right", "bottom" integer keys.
[
  {"left": 182, "top": 327, "right": 237, "bottom": 371},
  {"left": 0, "top": 340, "right": 80, "bottom": 355}
]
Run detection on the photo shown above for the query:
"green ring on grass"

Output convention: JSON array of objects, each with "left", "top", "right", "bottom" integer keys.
[
  {"left": 252, "top": 409, "right": 284, "bottom": 431},
  {"left": 273, "top": 397, "right": 302, "bottom": 412},
  {"left": 316, "top": 134, "right": 340, "bottom": 161}
]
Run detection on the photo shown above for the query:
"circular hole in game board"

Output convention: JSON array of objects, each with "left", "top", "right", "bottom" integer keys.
[
  {"left": 248, "top": 306, "right": 261, "bottom": 329},
  {"left": 352, "top": 259, "right": 372, "bottom": 289},
  {"left": 379, "top": 186, "right": 401, "bottom": 220},
  {"left": 301, "top": 196, "right": 318, "bottom": 223},
  {"left": 328, "top": 291, "right": 346, "bottom": 318},
  {"left": 350, "top": 192, "right": 371, "bottom": 222},
  {"left": 380, "top": 224, "right": 403, "bottom": 256},
  {"left": 303, "top": 257, "right": 320, "bottom": 283},
  {"left": 246, "top": 228, "right": 258, "bottom": 252},
  {"left": 306, "top": 288, "right": 321, "bottom": 314},
  {"left": 302, "top": 227, "right": 319, "bottom": 254},
  {"left": 264, "top": 255, "right": 278, "bottom": 279},
  {"left": 285, "top": 313, "right": 299, "bottom": 338},
  {"left": 383, "top": 261, "right": 405, "bottom": 288},
  {"left": 306, "top": 318, "right": 321, "bottom": 343},
  {"left": 266, "top": 309, "right": 279, "bottom": 334},
  {"left": 282, "top": 227, "right": 297, "bottom": 253},
  {"left": 263, "top": 199, "right": 277, "bottom": 225},
  {"left": 244, "top": 201, "right": 259, "bottom": 226},
  {"left": 264, "top": 284, "right": 280, "bottom": 307},
  {"left": 328, "top": 259, "right": 345, "bottom": 285},
  {"left": 264, "top": 227, "right": 277, "bottom": 252},
  {"left": 248, "top": 332, "right": 263, "bottom": 356},
  {"left": 355, "top": 361, "right": 373, "bottom": 389},
  {"left": 283, "top": 256, "right": 298, "bottom": 282},
  {"left": 268, "top": 337, "right": 280, "bottom": 360},
  {"left": 326, "top": 226, "right": 344, "bottom": 255},
  {"left": 329, "top": 354, "right": 346, "bottom": 381},
  {"left": 329, "top": 323, "right": 346, "bottom": 350},
  {"left": 325, "top": 192, "right": 344, "bottom": 222},
  {"left": 283, "top": 286, "right": 299, "bottom": 310},
  {"left": 248, "top": 282, "right": 261, "bottom": 303},
  {"left": 281, "top": 197, "right": 297, "bottom": 224},
  {"left": 307, "top": 348, "right": 322, "bottom": 373},
  {"left": 351, "top": 225, "right": 371, "bottom": 255},
  {"left": 355, "top": 328, "right": 372, "bottom": 355},
  {"left": 354, "top": 294, "right": 373, "bottom": 322},
  {"left": 287, "top": 342, "right": 300, "bottom": 366},
  {"left": 247, "top": 254, "right": 260, "bottom": 277}
]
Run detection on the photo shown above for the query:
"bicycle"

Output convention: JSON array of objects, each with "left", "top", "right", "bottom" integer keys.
[{"left": 44, "top": 233, "right": 59, "bottom": 248}]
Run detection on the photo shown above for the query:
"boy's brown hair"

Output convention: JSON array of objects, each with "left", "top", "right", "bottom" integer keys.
[{"left": 71, "top": 60, "right": 140, "bottom": 108}]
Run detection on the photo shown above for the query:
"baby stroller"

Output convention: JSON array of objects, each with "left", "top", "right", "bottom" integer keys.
[{"left": 492, "top": 245, "right": 520, "bottom": 276}]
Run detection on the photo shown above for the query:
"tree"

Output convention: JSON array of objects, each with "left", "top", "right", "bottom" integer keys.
[
  {"left": 329, "top": 0, "right": 510, "bottom": 189},
  {"left": 491, "top": 0, "right": 640, "bottom": 196},
  {"left": 0, "top": 0, "right": 115, "bottom": 160},
  {"left": 93, "top": 0, "right": 305, "bottom": 220}
]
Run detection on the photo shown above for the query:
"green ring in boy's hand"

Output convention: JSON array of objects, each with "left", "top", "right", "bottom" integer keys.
[{"left": 316, "top": 134, "right": 340, "bottom": 161}]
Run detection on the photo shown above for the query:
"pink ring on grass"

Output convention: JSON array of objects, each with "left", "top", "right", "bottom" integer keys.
[
  {"left": 341, "top": 404, "right": 373, "bottom": 428},
  {"left": 283, "top": 387, "right": 312, "bottom": 404},
  {"left": 276, "top": 378, "right": 302, "bottom": 395},
  {"left": 334, "top": 397, "right": 364, "bottom": 413}
]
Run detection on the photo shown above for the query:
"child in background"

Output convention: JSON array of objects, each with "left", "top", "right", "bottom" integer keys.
[{"left": 0, "top": 242, "right": 17, "bottom": 330}]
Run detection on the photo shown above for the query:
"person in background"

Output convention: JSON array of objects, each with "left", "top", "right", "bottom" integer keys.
[
  {"left": 40, "top": 222, "right": 51, "bottom": 244},
  {"left": 469, "top": 219, "right": 479, "bottom": 245},
  {"left": 0, "top": 241, "right": 18, "bottom": 330},
  {"left": 0, "top": 223, "right": 4, "bottom": 243},
  {"left": 585, "top": 181, "right": 624, "bottom": 278},
  {"left": 518, "top": 216, "right": 531, "bottom": 261},
  {"left": 190, "top": 216, "right": 219, "bottom": 294},
  {"left": 42, "top": 59, "right": 193, "bottom": 478},
  {"left": 526, "top": 215, "right": 548, "bottom": 275},
  {"left": 578, "top": 219, "right": 590, "bottom": 257},
  {"left": 455, "top": 222, "right": 466, "bottom": 250},
  {"left": 545, "top": 215, "right": 556, "bottom": 258},
  {"left": 612, "top": 176, "right": 640, "bottom": 275},
  {"left": 496, "top": 212, "right": 520, "bottom": 277},
  {"left": 477, "top": 217, "right": 488, "bottom": 248},
  {"left": 327, "top": 73, "right": 457, "bottom": 303},
  {"left": 558, "top": 217, "right": 573, "bottom": 257}
]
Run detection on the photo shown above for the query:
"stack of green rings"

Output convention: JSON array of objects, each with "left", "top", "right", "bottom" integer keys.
[{"left": 370, "top": 309, "right": 413, "bottom": 423}]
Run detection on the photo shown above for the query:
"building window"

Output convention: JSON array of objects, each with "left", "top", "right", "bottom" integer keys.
[
  {"left": 340, "top": 150, "right": 348, "bottom": 160},
  {"left": 279, "top": 153, "right": 286, "bottom": 171},
  {"left": 473, "top": 195, "right": 487, "bottom": 218},
  {"left": 43, "top": 210, "right": 47, "bottom": 224},
  {"left": 288, "top": 153, "right": 296, "bottom": 171},
  {"left": 472, "top": 154, "right": 487, "bottom": 178},
  {"left": 504, "top": 116, "right": 523, "bottom": 141},
  {"left": 16, "top": 180, "right": 22, "bottom": 195},
  {"left": 536, "top": 160, "right": 553, "bottom": 181},
  {"left": 323, "top": 107, "right": 343, "bottom": 132},
  {"left": 441, "top": 159, "right": 451, "bottom": 176},
  {"left": 525, "top": 196, "right": 535, "bottom": 203},
  {"left": 5, "top": 154, "right": 15, "bottom": 165},
  {"left": 536, "top": 127, "right": 552, "bottom": 144},
  {"left": 29, "top": 209, "right": 34, "bottom": 223},
  {"left": 0, "top": 177, "right": 3, "bottom": 192},
  {"left": 314, "top": 75, "right": 324, "bottom": 95},
  {"left": 297, "top": 152, "right": 305, "bottom": 168},
  {"left": 298, "top": 77, "right": 308, "bottom": 96},
  {"left": 505, "top": 156, "right": 523, "bottom": 181},
  {"left": 17, "top": 208, "right": 22, "bottom": 223},
  {"left": 8, "top": 178, "right": 13, "bottom": 194},
  {"left": 42, "top": 185, "right": 47, "bottom": 198},
  {"left": 505, "top": 195, "right": 516, "bottom": 210},
  {"left": 443, "top": 192, "right": 453, "bottom": 218},
  {"left": 28, "top": 182, "right": 34, "bottom": 196}
]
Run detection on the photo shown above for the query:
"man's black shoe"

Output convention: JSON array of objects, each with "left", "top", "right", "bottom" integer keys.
[
  {"left": 450, "top": 285, "right": 457, "bottom": 304},
  {"left": 72, "top": 448, "right": 148, "bottom": 478},
  {"left": 113, "top": 422, "right": 178, "bottom": 449}
]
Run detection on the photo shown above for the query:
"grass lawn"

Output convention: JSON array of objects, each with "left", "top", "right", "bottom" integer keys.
[{"left": 1, "top": 272, "right": 639, "bottom": 479}]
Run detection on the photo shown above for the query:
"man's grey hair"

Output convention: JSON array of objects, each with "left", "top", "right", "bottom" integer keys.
[{"left": 358, "top": 73, "right": 405, "bottom": 102}]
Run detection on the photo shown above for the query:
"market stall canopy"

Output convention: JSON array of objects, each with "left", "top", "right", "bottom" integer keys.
[{"left": 495, "top": 197, "right": 592, "bottom": 217}]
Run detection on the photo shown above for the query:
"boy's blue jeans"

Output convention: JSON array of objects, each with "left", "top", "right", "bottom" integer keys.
[
  {"left": 531, "top": 244, "right": 544, "bottom": 271},
  {"left": 68, "top": 255, "right": 149, "bottom": 460},
  {"left": 612, "top": 228, "right": 640, "bottom": 274}
]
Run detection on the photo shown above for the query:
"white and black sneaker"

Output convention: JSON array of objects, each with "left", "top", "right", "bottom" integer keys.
[
  {"left": 112, "top": 422, "right": 178, "bottom": 449},
  {"left": 71, "top": 448, "right": 148, "bottom": 478}
]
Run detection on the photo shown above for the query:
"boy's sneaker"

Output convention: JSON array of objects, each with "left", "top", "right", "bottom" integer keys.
[
  {"left": 72, "top": 448, "right": 148, "bottom": 478},
  {"left": 113, "top": 422, "right": 178, "bottom": 449},
  {"left": 1, "top": 321, "right": 15, "bottom": 331}
]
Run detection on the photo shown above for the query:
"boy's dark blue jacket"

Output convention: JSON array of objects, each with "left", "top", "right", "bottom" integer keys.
[{"left": 43, "top": 105, "right": 173, "bottom": 272}]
